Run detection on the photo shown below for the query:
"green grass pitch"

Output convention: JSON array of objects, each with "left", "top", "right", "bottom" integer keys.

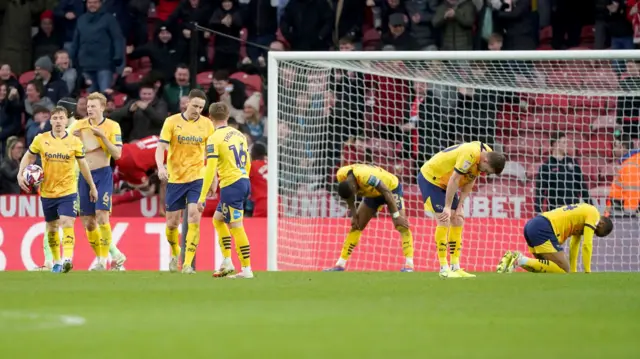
[{"left": 1, "top": 272, "right": 639, "bottom": 359}]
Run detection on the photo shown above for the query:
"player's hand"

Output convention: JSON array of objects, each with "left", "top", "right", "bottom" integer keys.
[
  {"left": 72, "top": 130, "right": 81, "bottom": 137},
  {"left": 17, "top": 174, "right": 30, "bottom": 193},
  {"left": 392, "top": 215, "right": 410, "bottom": 230},
  {"left": 350, "top": 215, "right": 360, "bottom": 230},
  {"left": 158, "top": 167, "right": 169, "bottom": 182},
  {"left": 438, "top": 207, "right": 452, "bottom": 223},
  {"left": 197, "top": 202, "right": 205, "bottom": 213},
  {"left": 89, "top": 186, "right": 98, "bottom": 203},
  {"left": 89, "top": 126, "right": 105, "bottom": 139}
]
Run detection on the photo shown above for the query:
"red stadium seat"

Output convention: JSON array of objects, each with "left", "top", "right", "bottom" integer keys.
[
  {"left": 556, "top": 114, "right": 593, "bottom": 133},
  {"left": 576, "top": 134, "right": 614, "bottom": 158},
  {"left": 112, "top": 92, "right": 127, "bottom": 107},
  {"left": 196, "top": 71, "right": 213, "bottom": 91},
  {"left": 590, "top": 114, "right": 618, "bottom": 132},
  {"left": 125, "top": 71, "right": 145, "bottom": 84},
  {"left": 365, "top": 138, "right": 399, "bottom": 158},
  {"left": 230, "top": 72, "right": 262, "bottom": 94},
  {"left": 579, "top": 157, "right": 606, "bottom": 185},
  {"left": 520, "top": 113, "right": 558, "bottom": 131},
  {"left": 19, "top": 70, "right": 36, "bottom": 87}
]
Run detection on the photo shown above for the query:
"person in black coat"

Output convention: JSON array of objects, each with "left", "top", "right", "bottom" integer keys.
[
  {"left": 0, "top": 83, "right": 23, "bottom": 159},
  {"left": 128, "top": 23, "right": 188, "bottom": 82},
  {"left": 280, "top": 0, "right": 333, "bottom": 51},
  {"left": 0, "top": 136, "right": 24, "bottom": 194},
  {"left": 209, "top": 0, "right": 243, "bottom": 72}
]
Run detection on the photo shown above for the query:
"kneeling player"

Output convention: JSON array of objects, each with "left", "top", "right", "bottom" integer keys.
[
  {"left": 324, "top": 164, "right": 414, "bottom": 272},
  {"left": 497, "top": 203, "right": 613, "bottom": 274},
  {"left": 18, "top": 106, "right": 98, "bottom": 273}
]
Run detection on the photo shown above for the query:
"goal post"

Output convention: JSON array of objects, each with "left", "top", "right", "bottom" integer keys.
[{"left": 267, "top": 50, "right": 640, "bottom": 272}]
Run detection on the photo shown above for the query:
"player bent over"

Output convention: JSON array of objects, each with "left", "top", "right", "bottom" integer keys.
[
  {"left": 324, "top": 164, "right": 414, "bottom": 272},
  {"left": 18, "top": 106, "right": 98, "bottom": 273},
  {"left": 199, "top": 102, "right": 254, "bottom": 279},
  {"left": 497, "top": 203, "right": 613, "bottom": 274},
  {"left": 69, "top": 93, "right": 126, "bottom": 271},
  {"left": 156, "top": 89, "right": 213, "bottom": 273},
  {"left": 419, "top": 142, "right": 506, "bottom": 278}
]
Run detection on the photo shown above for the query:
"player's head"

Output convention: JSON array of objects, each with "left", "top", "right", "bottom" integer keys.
[
  {"left": 251, "top": 142, "right": 267, "bottom": 160},
  {"left": 479, "top": 152, "right": 506, "bottom": 175},
  {"left": 50, "top": 106, "right": 69, "bottom": 132},
  {"left": 550, "top": 132, "right": 569, "bottom": 157},
  {"left": 209, "top": 102, "right": 229, "bottom": 124},
  {"left": 595, "top": 216, "right": 614, "bottom": 237},
  {"left": 337, "top": 171, "right": 357, "bottom": 200},
  {"left": 185, "top": 89, "right": 207, "bottom": 120},
  {"left": 86, "top": 92, "right": 106, "bottom": 120}
]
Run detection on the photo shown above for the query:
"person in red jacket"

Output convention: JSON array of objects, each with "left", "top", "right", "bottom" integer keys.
[{"left": 249, "top": 142, "right": 267, "bottom": 217}]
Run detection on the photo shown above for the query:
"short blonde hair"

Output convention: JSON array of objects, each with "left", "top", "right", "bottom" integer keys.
[
  {"left": 87, "top": 92, "right": 107, "bottom": 108},
  {"left": 50, "top": 105, "right": 69, "bottom": 117},
  {"left": 209, "top": 102, "right": 229, "bottom": 121}
]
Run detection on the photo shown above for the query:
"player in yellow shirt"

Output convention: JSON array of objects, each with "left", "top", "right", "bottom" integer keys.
[
  {"left": 68, "top": 92, "right": 125, "bottom": 271},
  {"left": 419, "top": 142, "right": 506, "bottom": 278},
  {"left": 198, "top": 102, "right": 253, "bottom": 279},
  {"left": 156, "top": 89, "right": 213, "bottom": 273},
  {"left": 324, "top": 164, "right": 414, "bottom": 272},
  {"left": 17, "top": 106, "right": 98, "bottom": 273},
  {"left": 496, "top": 203, "right": 613, "bottom": 274}
]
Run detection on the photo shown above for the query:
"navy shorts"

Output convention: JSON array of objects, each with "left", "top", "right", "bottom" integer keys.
[
  {"left": 418, "top": 172, "right": 459, "bottom": 213},
  {"left": 79, "top": 166, "right": 112, "bottom": 216},
  {"left": 216, "top": 178, "right": 250, "bottom": 223},
  {"left": 363, "top": 183, "right": 404, "bottom": 212},
  {"left": 524, "top": 216, "right": 563, "bottom": 253},
  {"left": 41, "top": 193, "right": 78, "bottom": 222},
  {"left": 166, "top": 179, "right": 203, "bottom": 212}
]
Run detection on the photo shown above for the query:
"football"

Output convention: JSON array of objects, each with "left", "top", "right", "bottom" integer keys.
[{"left": 23, "top": 164, "right": 44, "bottom": 187}]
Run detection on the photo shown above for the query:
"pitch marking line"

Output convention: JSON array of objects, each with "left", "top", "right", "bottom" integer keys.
[{"left": 0, "top": 311, "right": 86, "bottom": 332}]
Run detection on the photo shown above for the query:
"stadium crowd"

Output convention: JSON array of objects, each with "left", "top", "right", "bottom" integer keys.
[{"left": 0, "top": 0, "right": 639, "bottom": 215}]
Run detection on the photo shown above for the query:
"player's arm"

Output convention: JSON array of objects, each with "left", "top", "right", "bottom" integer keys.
[
  {"left": 457, "top": 179, "right": 475, "bottom": 209},
  {"left": 17, "top": 138, "right": 39, "bottom": 191},
  {"left": 76, "top": 157, "right": 98, "bottom": 198},
  {"left": 569, "top": 235, "right": 582, "bottom": 273},
  {"left": 375, "top": 181, "right": 399, "bottom": 216},
  {"left": 199, "top": 139, "right": 219, "bottom": 203},
  {"left": 445, "top": 172, "right": 462, "bottom": 210}
]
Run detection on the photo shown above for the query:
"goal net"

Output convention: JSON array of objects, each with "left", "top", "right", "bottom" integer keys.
[{"left": 267, "top": 50, "right": 640, "bottom": 272}]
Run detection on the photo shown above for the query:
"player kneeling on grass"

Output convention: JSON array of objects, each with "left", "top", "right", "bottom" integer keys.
[
  {"left": 324, "top": 164, "right": 414, "bottom": 272},
  {"left": 18, "top": 106, "right": 98, "bottom": 273},
  {"left": 497, "top": 203, "right": 613, "bottom": 274}
]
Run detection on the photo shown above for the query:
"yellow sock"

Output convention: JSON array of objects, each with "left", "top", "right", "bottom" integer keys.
[
  {"left": 183, "top": 223, "right": 200, "bottom": 268},
  {"left": 339, "top": 230, "right": 362, "bottom": 262},
  {"left": 98, "top": 224, "right": 112, "bottom": 258},
  {"left": 434, "top": 225, "right": 449, "bottom": 267},
  {"left": 399, "top": 227, "right": 414, "bottom": 260},
  {"left": 213, "top": 218, "right": 232, "bottom": 258},
  {"left": 86, "top": 229, "right": 101, "bottom": 257},
  {"left": 61, "top": 227, "right": 75, "bottom": 259},
  {"left": 166, "top": 227, "right": 181, "bottom": 257},
  {"left": 449, "top": 226, "right": 463, "bottom": 266},
  {"left": 521, "top": 258, "right": 566, "bottom": 273},
  {"left": 47, "top": 231, "right": 61, "bottom": 262},
  {"left": 230, "top": 226, "right": 251, "bottom": 268}
]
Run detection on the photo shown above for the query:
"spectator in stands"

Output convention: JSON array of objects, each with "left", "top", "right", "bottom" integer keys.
[
  {"left": 206, "top": 70, "right": 247, "bottom": 120},
  {"left": 0, "top": 136, "right": 23, "bottom": 194},
  {"left": 125, "top": 0, "right": 153, "bottom": 47},
  {"left": 607, "top": 137, "right": 640, "bottom": 215},
  {"left": 617, "top": 60, "right": 640, "bottom": 139},
  {"left": 0, "top": 0, "right": 45, "bottom": 75},
  {"left": 32, "top": 10, "right": 63, "bottom": 61},
  {"left": 0, "top": 83, "right": 22, "bottom": 159},
  {"left": 607, "top": 1, "right": 634, "bottom": 50},
  {"left": 280, "top": 0, "right": 333, "bottom": 51},
  {"left": 179, "top": 95, "right": 189, "bottom": 113},
  {"left": 54, "top": 50, "right": 78, "bottom": 95},
  {"left": 534, "top": 133, "right": 591, "bottom": 214},
  {"left": 242, "top": 0, "right": 278, "bottom": 63},
  {"left": 240, "top": 93, "right": 266, "bottom": 143},
  {"left": 488, "top": 32, "right": 503, "bottom": 50},
  {"left": 550, "top": 0, "right": 582, "bottom": 49},
  {"left": 24, "top": 80, "right": 54, "bottom": 117},
  {"left": 166, "top": 0, "right": 213, "bottom": 72},
  {"left": 248, "top": 142, "right": 268, "bottom": 217},
  {"left": 71, "top": 0, "right": 125, "bottom": 93},
  {"left": 406, "top": 0, "right": 438, "bottom": 50},
  {"left": 0, "top": 64, "right": 24, "bottom": 101},
  {"left": 209, "top": 0, "right": 243, "bottom": 72},
  {"left": 432, "top": 0, "right": 476, "bottom": 51},
  {"left": 331, "top": 0, "right": 366, "bottom": 48},
  {"left": 376, "top": 0, "right": 411, "bottom": 33},
  {"left": 129, "top": 23, "right": 187, "bottom": 82},
  {"left": 163, "top": 64, "right": 197, "bottom": 113},
  {"left": 494, "top": 0, "right": 536, "bottom": 50},
  {"left": 26, "top": 106, "right": 52, "bottom": 148},
  {"left": 382, "top": 13, "right": 419, "bottom": 50},
  {"left": 53, "top": 0, "right": 85, "bottom": 51},
  {"left": 75, "top": 96, "right": 87, "bottom": 119},
  {"left": 34, "top": 56, "right": 69, "bottom": 104},
  {"left": 402, "top": 72, "right": 443, "bottom": 164},
  {"left": 111, "top": 82, "right": 169, "bottom": 142}
]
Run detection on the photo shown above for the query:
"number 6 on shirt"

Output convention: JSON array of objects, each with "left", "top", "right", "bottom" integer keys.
[{"left": 229, "top": 143, "right": 247, "bottom": 169}]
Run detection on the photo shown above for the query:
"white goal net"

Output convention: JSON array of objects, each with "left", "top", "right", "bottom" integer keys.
[{"left": 267, "top": 50, "right": 640, "bottom": 272}]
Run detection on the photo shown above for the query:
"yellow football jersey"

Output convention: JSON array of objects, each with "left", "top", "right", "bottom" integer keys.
[
  {"left": 542, "top": 203, "right": 600, "bottom": 244},
  {"left": 420, "top": 141, "right": 492, "bottom": 189},
  {"left": 29, "top": 131, "right": 85, "bottom": 198},
  {"left": 68, "top": 117, "right": 122, "bottom": 160},
  {"left": 160, "top": 113, "right": 214, "bottom": 184},
  {"left": 336, "top": 164, "right": 399, "bottom": 198},
  {"left": 205, "top": 126, "right": 250, "bottom": 188}
]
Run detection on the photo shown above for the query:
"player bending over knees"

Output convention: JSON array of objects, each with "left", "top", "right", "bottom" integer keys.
[
  {"left": 324, "top": 164, "right": 414, "bottom": 272},
  {"left": 156, "top": 89, "right": 213, "bottom": 274},
  {"left": 69, "top": 93, "right": 126, "bottom": 271},
  {"left": 18, "top": 106, "right": 98, "bottom": 273},
  {"left": 497, "top": 203, "right": 613, "bottom": 274},
  {"left": 419, "top": 142, "right": 506, "bottom": 278},
  {"left": 199, "top": 102, "right": 253, "bottom": 279}
]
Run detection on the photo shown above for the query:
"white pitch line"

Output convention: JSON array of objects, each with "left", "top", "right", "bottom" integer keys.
[{"left": 0, "top": 311, "right": 86, "bottom": 332}]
